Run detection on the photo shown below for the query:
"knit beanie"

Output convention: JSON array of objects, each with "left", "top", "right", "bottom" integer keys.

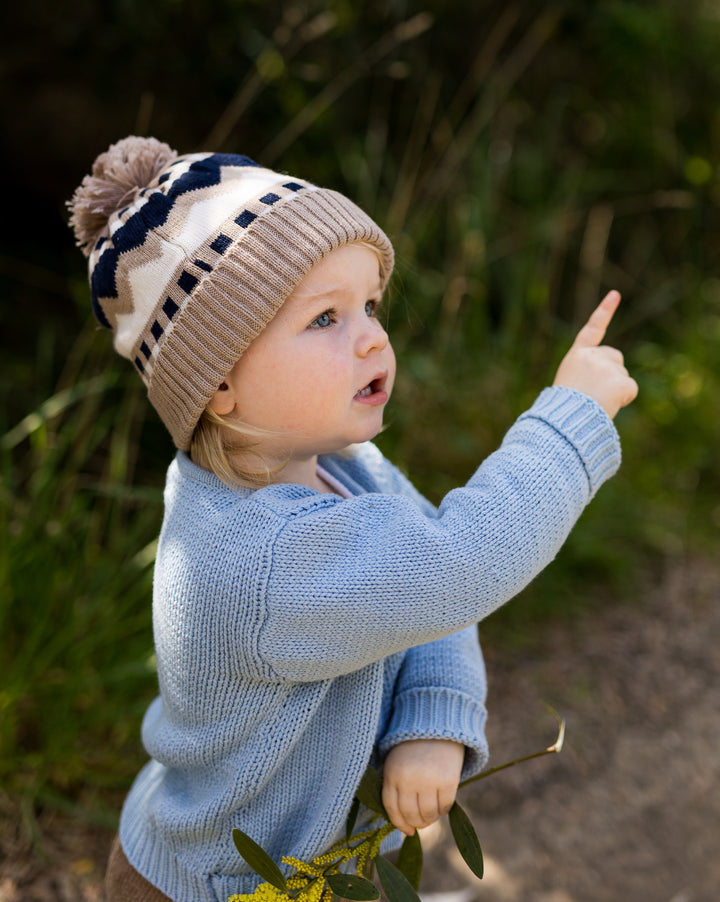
[{"left": 68, "top": 136, "right": 395, "bottom": 450}]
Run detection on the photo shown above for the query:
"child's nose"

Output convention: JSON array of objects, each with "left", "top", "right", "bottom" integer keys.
[{"left": 356, "top": 318, "right": 390, "bottom": 356}]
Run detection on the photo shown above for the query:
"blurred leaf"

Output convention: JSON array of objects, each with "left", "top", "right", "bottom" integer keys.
[
  {"left": 0, "top": 375, "right": 115, "bottom": 450},
  {"left": 354, "top": 764, "right": 388, "bottom": 817},
  {"left": 346, "top": 796, "right": 360, "bottom": 841},
  {"left": 361, "top": 852, "right": 375, "bottom": 880},
  {"left": 375, "top": 854, "right": 421, "bottom": 902},
  {"left": 327, "top": 874, "right": 380, "bottom": 901},
  {"left": 232, "top": 828, "right": 288, "bottom": 892},
  {"left": 448, "top": 802, "right": 484, "bottom": 879},
  {"left": 396, "top": 829, "right": 423, "bottom": 890}
]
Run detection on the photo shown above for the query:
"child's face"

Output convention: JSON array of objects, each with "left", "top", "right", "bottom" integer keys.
[{"left": 220, "top": 244, "right": 396, "bottom": 463}]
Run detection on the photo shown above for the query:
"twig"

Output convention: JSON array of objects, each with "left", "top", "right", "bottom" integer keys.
[{"left": 459, "top": 704, "right": 565, "bottom": 789}]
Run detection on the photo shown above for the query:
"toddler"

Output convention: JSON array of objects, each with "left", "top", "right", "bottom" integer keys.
[{"left": 68, "top": 137, "right": 637, "bottom": 902}]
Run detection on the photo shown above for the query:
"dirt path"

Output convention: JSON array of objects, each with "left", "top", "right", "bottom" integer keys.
[
  {"left": 420, "top": 557, "right": 720, "bottom": 902},
  {"left": 1, "top": 558, "right": 718, "bottom": 902}
]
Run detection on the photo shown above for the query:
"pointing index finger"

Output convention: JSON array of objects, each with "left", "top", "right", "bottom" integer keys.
[{"left": 572, "top": 291, "right": 621, "bottom": 349}]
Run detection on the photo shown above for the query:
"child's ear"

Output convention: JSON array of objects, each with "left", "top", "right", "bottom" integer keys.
[{"left": 208, "top": 382, "right": 235, "bottom": 416}]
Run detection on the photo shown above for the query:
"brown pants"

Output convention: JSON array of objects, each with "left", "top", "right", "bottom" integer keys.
[{"left": 105, "top": 835, "right": 173, "bottom": 902}]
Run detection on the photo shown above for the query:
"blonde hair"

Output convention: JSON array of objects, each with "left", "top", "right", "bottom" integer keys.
[
  {"left": 189, "top": 240, "right": 390, "bottom": 489},
  {"left": 189, "top": 408, "right": 285, "bottom": 490}
]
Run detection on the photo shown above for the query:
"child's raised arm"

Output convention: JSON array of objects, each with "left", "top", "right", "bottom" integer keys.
[
  {"left": 160, "top": 296, "right": 637, "bottom": 684},
  {"left": 553, "top": 291, "right": 638, "bottom": 419}
]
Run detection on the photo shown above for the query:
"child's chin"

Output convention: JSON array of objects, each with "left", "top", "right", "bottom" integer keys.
[{"left": 354, "top": 428, "right": 385, "bottom": 447}]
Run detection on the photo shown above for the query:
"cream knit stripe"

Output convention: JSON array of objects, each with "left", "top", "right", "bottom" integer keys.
[
  {"left": 109, "top": 172, "right": 273, "bottom": 341},
  {"left": 126, "top": 179, "right": 318, "bottom": 380}
]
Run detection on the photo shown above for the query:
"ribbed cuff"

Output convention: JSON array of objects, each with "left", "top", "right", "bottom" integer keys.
[
  {"left": 377, "top": 687, "right": 489, "bottom": 781},
  {"left": 518, "top": 386, "right": 621, "bottom": 496}
]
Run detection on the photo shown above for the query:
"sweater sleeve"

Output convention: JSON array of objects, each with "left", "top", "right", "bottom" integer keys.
[
  {"left": 377, "top": 625, "right": 488, "bottom": 781},
  {"left": 359, "top": 450, "right": 488, "bottom": 779},
  {"left": 256, "top": 387, "right": 620, "bottom": 681}
]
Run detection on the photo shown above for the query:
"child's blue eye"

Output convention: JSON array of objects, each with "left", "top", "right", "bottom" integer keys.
[
  {"left": 309, "top": 310, "right": 334, "bottom": 329},
  {"left": 365, "top": 300, "right": 378, "bottom": 317}
]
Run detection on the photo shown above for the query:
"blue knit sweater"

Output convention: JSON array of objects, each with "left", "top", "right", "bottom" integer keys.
[{"left": 119, "top": 387, "right": 620, "bottom": 902}]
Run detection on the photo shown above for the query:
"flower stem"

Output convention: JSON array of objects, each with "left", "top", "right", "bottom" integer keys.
[{"left": 459, "top": 705, "right": 565, "bottom": 789}]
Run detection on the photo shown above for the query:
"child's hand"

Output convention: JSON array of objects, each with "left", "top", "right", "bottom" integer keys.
[
  {"left": 553, "top": 290, "right": 638, "bottom": 419},
  {"left": 381, "top": 739, "right": 465, "bottom": 836}
]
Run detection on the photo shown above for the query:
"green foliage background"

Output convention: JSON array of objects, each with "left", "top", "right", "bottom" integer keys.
[{"left": 1, "top": 0, "right": 718, "bottom": 825}]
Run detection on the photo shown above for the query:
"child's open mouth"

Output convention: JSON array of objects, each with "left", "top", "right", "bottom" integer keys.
[{"left": 354, "top": 374, "right": 389, "bottom": 405}]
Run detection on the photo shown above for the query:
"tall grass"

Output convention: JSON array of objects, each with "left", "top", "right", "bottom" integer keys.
[{"left": 1, "top": 319, "right": 164, "bottom": 823}]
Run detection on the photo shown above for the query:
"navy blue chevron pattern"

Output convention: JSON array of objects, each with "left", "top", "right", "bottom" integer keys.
[{"left": 90, "top": 154, "right": 259, "bottom": 328}]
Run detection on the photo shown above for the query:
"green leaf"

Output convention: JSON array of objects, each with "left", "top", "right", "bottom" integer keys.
[
  {"left": 375, "top": 855, "right": 421, "bottom": 902},
  {"left": 327, "top": 874, "right": 380, "bottom": 901},
  {"left": 346, "top": 796, "right": 360, "bottom": 840},
  {"left": 361, "top": 855, "right": 375, "bottom": 880},
  {"left": 396, "top": 830, "right": 423, "bottom": 890},
  {"left": 448, "top": 802, "right": 484, "bottom": 879},
  {"left": 354, "top": 764, "right": 388, "bottom": 817},
  {"left": 232, "top": 828, "right": 288, "bottom": 892}
]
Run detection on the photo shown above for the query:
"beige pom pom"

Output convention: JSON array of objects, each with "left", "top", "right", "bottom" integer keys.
[{"left": 67, "top": 136, "right": 178, "bottom": 257}]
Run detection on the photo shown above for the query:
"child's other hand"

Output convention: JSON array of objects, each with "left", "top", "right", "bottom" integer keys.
[
  {"left": 553, "top": 290, "right": 638, "bottom": 419},
  {"left": 382, "top": 739, "right": 465, "bottom": 836}
]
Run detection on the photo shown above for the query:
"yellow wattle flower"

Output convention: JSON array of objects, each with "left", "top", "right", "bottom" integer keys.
[{"left": 229, "top": 821, "right": 395, "bottom": 902}]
